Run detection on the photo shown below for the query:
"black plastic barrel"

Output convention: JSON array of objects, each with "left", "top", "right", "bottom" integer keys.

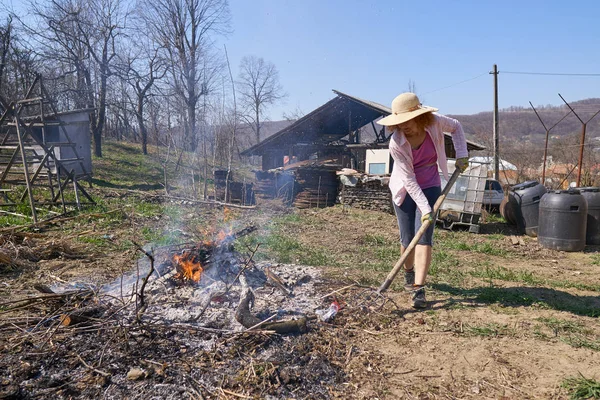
[
  {"left": 500, "top": 194, "right": 519, "bottom": 226},
  {"left": 577, "top": 187, "right": 600, "bottom": 245},
  {"left": 506, "top": 181, "right": 547, "bottom": 237},
  {"left": 538, "top": 190, "right": 587, "bottom": 252}
]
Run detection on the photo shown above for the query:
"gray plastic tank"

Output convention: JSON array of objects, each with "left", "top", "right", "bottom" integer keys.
[
  {"left": 510, "top": 181, "right": 547, "bottom": 237},
  {"left": 538, "top": 190, "right": 587, "bottom": 252},
  {"left": 577, "top": 187, "right": 600, "bottom": 245}
]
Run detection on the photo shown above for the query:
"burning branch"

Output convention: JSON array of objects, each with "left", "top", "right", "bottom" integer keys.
[{"left": 172, "top": 252, "right": 203, "bottom": 282}]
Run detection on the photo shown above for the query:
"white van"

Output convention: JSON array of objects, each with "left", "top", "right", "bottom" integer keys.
[{"left": 483, "top": 179, "right": 504, "bottom": 208}]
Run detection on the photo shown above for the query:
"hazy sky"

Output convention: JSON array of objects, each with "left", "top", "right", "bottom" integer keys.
[{"left": 220, "top": 0, "right": 600, "bottom": 120}]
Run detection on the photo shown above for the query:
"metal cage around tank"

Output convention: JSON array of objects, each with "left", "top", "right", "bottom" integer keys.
[{"left": 436, "top": 160, "right": 488, "bottom": 233}]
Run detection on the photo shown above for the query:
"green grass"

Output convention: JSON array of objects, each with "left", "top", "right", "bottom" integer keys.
[
  {"left": 534, "top": 317, "right": 600, "bottom": 351},
  {"left": 537, "top": 317, "right": 587, "bottom": 335},
  {"left": 363, "top": 233, "right": 391, "bottom": 246},
  {"left": 469, "top": 264, "right": 539, "bottom": 285},
  {"left": 263, "top": 233, "right": 334, "bottom": 266},
  {"left": 561, "top": 374, "right": 600, "bottom": 399},
  {"left": 483, "top": 213, "right": 506, "bottom": 224},
  {"left": 441, "top": 237, "right": 508, "bottom": 257},
  {"left": 466, "top": 322, "right": 514, "bottom": 337},
  {"left": 561, "top": 336, "right": 600, "bottom": 352}
]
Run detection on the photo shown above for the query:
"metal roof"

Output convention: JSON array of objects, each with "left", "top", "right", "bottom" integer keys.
[{"left": 240, "top": 90, "right": 485, "bottom": 156}]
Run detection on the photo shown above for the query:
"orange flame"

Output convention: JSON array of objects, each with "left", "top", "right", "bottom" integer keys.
[
  {"left": 223, "top": 207, "right": 233, "bottom": 222},
  {"left": 173, "top": 253, "right": 203, "bottom": 282},
  {"left": 216, "top": 229, "right": 228, "bottom": 243}
]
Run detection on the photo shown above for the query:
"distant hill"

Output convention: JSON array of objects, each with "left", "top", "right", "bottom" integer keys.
[
  {"left": 251, "top": 98, "right": 600, "bottom": 155},
  {"left": 449, "top": 98, "right": 600, "bottom": 148}
]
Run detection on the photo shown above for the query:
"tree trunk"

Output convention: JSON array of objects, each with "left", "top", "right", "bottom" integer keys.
[
  {"left": 137, "top": 99, "right": 148, "bottom": 155},
  {"left": 255, "top": 107, "right": 260, "bottom": 144},
  {"left": 93, "top": 70, "right": 107, "bottom": 158}
]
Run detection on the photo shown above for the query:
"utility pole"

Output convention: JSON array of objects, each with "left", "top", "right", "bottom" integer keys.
[{"left": 491, "top": 64, "right": 499, "bottom": 181}]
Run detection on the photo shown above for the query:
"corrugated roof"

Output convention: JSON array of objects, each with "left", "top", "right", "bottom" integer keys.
[{"left": 332, "top": 90, "right": 391, "bottom": 114}]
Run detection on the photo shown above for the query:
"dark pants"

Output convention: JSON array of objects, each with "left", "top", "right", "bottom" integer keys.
[{"left": 393, "top": 186, "right": 441, "bottom": 248}]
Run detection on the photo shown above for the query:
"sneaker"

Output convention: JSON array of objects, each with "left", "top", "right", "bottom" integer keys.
[
  {"left": 411, "top": 286, "right": 427, "bottom": 309},
  {"left": 404, "top": 269, "right": 415, "bottom": 291}
]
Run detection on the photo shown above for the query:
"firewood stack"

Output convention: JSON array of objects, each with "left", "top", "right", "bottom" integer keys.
[{"left": 292, "top": 166, "right": 338, "bottom": 209}]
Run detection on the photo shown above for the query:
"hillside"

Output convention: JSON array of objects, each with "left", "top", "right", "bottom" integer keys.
[
  {"left": 449, "top": 98, "right": 600, "bottom": 147},
  {"left": 258, "top": 98, "right": 600, "bottom": 152}
]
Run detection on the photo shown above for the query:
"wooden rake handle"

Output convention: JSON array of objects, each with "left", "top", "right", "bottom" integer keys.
[{"left": 377, "top": 168, "right": 462, "bottom": 294}]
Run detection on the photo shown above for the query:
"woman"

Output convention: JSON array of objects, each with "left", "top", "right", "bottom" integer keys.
[{"left": 377, "top": 92, "right": 469, "bottom": 308}]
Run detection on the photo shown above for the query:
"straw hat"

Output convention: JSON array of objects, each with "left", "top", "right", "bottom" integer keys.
[{"left": 377, "top": 92, "right": 438, "bottom": 126}]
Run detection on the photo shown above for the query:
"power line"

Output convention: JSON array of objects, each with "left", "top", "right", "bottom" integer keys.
[
  {"left": 502, "top": 71, "right": 600, "bottom": 77},
  {"left": 422, "top": 72, "right": 488, "bottom": 95}
]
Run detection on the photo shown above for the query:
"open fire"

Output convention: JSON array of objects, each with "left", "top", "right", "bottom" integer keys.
[{"left": 172, "top": 251, "right": 203, "bottom": 282}]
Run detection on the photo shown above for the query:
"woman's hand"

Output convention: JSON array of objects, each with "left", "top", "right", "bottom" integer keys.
[
  {"left": 420, "top": 213, "right": 433, "bottom": 224},
  {"left": 456, "top": 157, "right": 469, "bottom": 172}
]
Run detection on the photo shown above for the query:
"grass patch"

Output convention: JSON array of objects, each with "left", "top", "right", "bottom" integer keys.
[
  {"left": 440, "top": 234, "right": 508, "bottom": 257},
  {"left": 470, "top": 265, "right": 539, "bottom": 285},
  {"left": 259, "top": 233, "right": 335, "bottom": 267},
  {"left": 466, "top": 323, "right": 514, "bottom": 337},
  {"left": 561, "top": 336, "right": 600, "bottom": 352},
  {"left": 561, "top": 374, "right": 600, "bottom": 399},
  {"left": 429, "top": 250, "right": 466, "bottom": 286},
  {"left": 537, "top": 317, "right": 587, "bottom": 335},
  {"left": 534, "top": 317, "right": 600, "bottom": 351},
  {"left": 363, "top": 233, "right": 391, "bottom": 246}
]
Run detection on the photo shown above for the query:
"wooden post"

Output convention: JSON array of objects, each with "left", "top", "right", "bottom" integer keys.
[
  {"left": 492, "top": 64, "right": 500, "bottom": 181},
  {"left": 14, "top": 115, "right": 38, "bottom": 223},
  {"left": 577, "top": 123, "right": 586, "bottom": 187}
]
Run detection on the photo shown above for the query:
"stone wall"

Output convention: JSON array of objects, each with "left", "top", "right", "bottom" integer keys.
[{"left": 340, "top": 179, "right": 394, "bottom": 214}]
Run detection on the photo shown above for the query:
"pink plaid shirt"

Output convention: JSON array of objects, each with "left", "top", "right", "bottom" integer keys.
[{"left": 388, "top": 113, "right": 468, "bottom": 214}]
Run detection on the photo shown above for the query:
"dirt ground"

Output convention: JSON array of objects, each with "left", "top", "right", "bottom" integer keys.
[
  {"left": 287, "top": 206, "right": 600, "bottom": 399},
  {"left": 1, "top": 192, "right": 600, "bottom": 399}
]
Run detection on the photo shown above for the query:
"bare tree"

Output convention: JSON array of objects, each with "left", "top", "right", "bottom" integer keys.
[
  {"left": 0, "top": 16, "right": 39, "bottom": 102},
  {"left": 79, "top": 0, "right": 128, "bottom": 157},
  {"left": 118, "top": 44, "right": 167, "bottom": 154},
  {"left": 25, "top": 0, "right": 128, "bottom": 157},
  {"left": 237, "top": 55, "right": 286, "bottom": 145},
  {"left": 407, "top": 79, "right": 417, "bottom": 94},
  {"left": 141, "top": 0, "right": 230, "bottom": 151},
  {"left": 282, "top": 105, "right": 304, "bottom": 122},
  {"left": 0, "top": 15, "right": 12, "bottom": 96}
]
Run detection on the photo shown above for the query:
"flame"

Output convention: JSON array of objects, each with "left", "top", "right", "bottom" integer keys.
[
  {"left": 216, "top": 229, "right": 228, "bottom": 243},
  {"left": 223, "top": 206, "right": 233, "bottom": 222},
  {"left": 173, "top": 252, "right": 203, "bottom": 282}
]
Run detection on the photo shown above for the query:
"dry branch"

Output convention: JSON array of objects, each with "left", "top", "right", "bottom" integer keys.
[
  {"left": 235, "top": 275, "right": 307, "bottom": 334},
  {"left": 60, "top": 306, "right": 105, "bottom": 326}
]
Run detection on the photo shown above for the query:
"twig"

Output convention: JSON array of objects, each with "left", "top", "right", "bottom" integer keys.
[
  {"left": 75, "top": 353, "right": 110, "bottom": 377},
  {"left": 392, "top": 368, "right": 417, "bottom": 375},
  {"left": 132, "top": 241, "right": 155, "bottom": 320},
  {"left": 245, "top": 313, "right": 277, "bottom": 331},
  {"left": 220, "top": 388, "right": 252, "bottom": 399},
  {"left": 319, "top": 284, "right": 356, "bottom": 299},
  {"left": 0, "top": 208, "right": 123, "bottom": 234}
]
